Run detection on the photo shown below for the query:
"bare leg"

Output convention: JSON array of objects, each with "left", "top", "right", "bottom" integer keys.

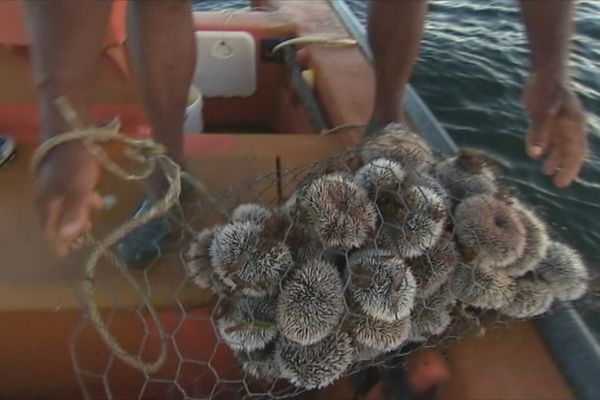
[
  {"left": 126, "top": 0, "right": 196, "bottom": 174},
  {"left": 23, "top": 0, "right": 112, "bottom": 139},
  {"left": 368, "top": 0, "right": 428, "bottom": 132},
  {"left": 115, "top": 1, "right": 196, "bottom": 268}
]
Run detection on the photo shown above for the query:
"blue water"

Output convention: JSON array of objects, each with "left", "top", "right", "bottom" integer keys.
[{"left": 194, "top": 0, "right": 599, "bottom": 330}]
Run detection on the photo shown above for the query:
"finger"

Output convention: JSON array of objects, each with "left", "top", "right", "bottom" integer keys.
[
  {"left": 59, "top": 195, "right": 92, "bottom": 239},
  {"left": 39, "top": 197, "right": 77, "bottom": 258},
  {"left": 69, "top": 232, "right": 87, "bottom": 252},
  {"left": 542, "top": 148, "right": 562, "bottom": 176},
  {"left": 90, "top": 191, "right": 104, "bottom": 211},
  {"left": 554, "top": 153, "right": 585, "bottom": 189},
  {"left": 526, "top": 119, "right": 550, "bottom": 159},
  {"left": 61, "top": 212, "right": 93, "bottom": 257},
  {"left": 548, "top": 109, "right": 586, "bottom": 188},
  {"left": 79, "top": 192, "right": 103, "bottom": 232},
  {"left": 55, "top": 238, "right": 73, "bottom": 259},
  {"left": 59, "top": 212, "right": 88, "bottom": 239},
  {"left": 41, "top": 197, "right": 65, "bottom": 241},
  {"left": 59, "top": 192, "right": 103, "bottom": 239},
  {"left": 69, "top": 238, "right": 83, "bottom": 253}
]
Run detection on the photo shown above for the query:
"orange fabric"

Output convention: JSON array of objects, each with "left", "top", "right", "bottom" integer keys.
[
  {"left": 0, "top": 104, "right": 148, "bottom": 145},
  {"left": 0, "top": 1, "right": 130, "bottom": 79},
  {"left": 0, "top": 0, "right": 127, "bottom": 47},
  {"left": 105, "top": 44, "right": 132, "bottom": 80}
]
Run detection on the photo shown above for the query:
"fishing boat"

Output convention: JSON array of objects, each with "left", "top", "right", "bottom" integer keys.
[{"left": 0, "top": 0, "right": 597, "bottom": 399}]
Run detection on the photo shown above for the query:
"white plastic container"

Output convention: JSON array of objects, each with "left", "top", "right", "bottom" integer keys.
[
  {"left": 184, "top": 85, "right": 204, "bottom": 134},
  {"left": 193, "top": 31, "right": 257, "bottom": 98}
]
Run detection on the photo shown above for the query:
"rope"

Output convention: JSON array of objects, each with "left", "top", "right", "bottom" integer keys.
[
  {"left": 31, "top": 100, "right": 163, "bottom": 181},
  {"left": 32, "top": 98, "right": 181, "bottom": 374},
  {"left": 271, "top": 35, "right": 357, "bottom": 54},
  {"left": 319, "top": 123, "right": 366, "bottom": 136}
]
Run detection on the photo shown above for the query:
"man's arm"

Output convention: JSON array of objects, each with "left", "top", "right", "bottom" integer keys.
[
  {"left": 522, "top": 0, "right": 572, "bottom": 81},
  {"left": 520, "top": 0, "right": 587, "bottom": 188},
  {"left": 23, "top": 0, "right": 108, "bottom": 256}
]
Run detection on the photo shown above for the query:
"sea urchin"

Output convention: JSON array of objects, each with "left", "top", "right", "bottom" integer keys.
[
  {"left": 348, "top": 250, "right": 416, "bottom": 321},
  {"left": 377, "top": 184, "right": 447, "bottom": 258},
  {"left": 182, "top": 227, "right": 218, "bottom": 289},
  {"left": 210, "top": 221, "right": 293, "bottom": 296},
  {"left": 536, "top": 242, "right": 589, "bottom": 302},
  {"left": 277, "top": 259, "right": 344, "bottom": 345},
  {"left": 275, "top": 332, "right": 354, "bottom": 390},
  {"left": 218, "top": 296, "right": 278, "bottom": 352},
  {"left": 297, "top": 174, "right": 378, "bottom": 251},
  {"left": 454, "top": 194, "right": 526, "bottom": 269},
  {"left": 449, "top": 263, "right": 515, "bottom": 309}
]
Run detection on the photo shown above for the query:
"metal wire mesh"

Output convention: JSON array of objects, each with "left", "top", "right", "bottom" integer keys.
[{"left": 65, "top": 123, "right": 593, "bottom": 399}]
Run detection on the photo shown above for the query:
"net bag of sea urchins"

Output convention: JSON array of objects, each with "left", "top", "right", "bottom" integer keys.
[
  {"left": 179, "top": 123, "right": 592, "bottom": 396},
  {"left": 105, "top": 123, "right": 594, "bottom": 398}
]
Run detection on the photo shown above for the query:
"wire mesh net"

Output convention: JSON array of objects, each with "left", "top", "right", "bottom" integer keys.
[{"left": 62, "top": 123, "right": 594, "bottom": 399}]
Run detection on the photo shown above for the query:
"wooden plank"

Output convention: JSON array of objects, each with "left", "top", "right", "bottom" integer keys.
[
  {"left": 438, "top": 322, "right": 575, "bottom": 399},
  {"left": 0, "top": 144, "right": 276, "bottom": 311}
]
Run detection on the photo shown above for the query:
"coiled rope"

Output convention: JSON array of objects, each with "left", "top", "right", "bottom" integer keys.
[{"left": 31, "top": 98, "right": 180, "bottom": 374}]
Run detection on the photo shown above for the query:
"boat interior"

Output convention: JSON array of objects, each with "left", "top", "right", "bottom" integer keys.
[{"left": 0, "top": 1, "right": 584, "bottom": 399}]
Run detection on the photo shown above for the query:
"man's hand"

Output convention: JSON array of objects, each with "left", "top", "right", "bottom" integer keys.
[
  {"left": 35, "top": 141, "right": 102, "bottom": 257},
  {"left": 523, "top": 75, "right": 588, "bottom": 189}
]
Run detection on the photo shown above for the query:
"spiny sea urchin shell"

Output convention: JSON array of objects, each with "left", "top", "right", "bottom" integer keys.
[
  {"left": 231, "top": 203, "right": 272, "bottom": 225},
  {"left": 449, "top": 264, "right": 515, "bottom": 309},
  {"left": 348, "top": 250, "right": 416, "bottom": 321},
  {"left": 353, "top": 345, "right": 386, "bottom": 362},
  {"left": 499, "top": 275, "right": 554, "bottom": 318},
  {"left": 182, "top": 227, "right": 218, "bottom": 289},
  {"left": 348, "top": 312, "right": 411, "bottom": 353},
  {"left": 377, "top": 185, "right": 447, "bottom": 258},
  {"left": 354, "top": 158, "right": 406, "bottom": 197},
  {"left": 275, "top": 332, "right": 354, "bottom": 390},
  {"left": 265, "top": 210, "right": 323, "bottom": 265},
  {"left": 210, "top": 221, "right": 293, "bottom": 297},
  {"left": 410, "top": 285, "right": 455, "bottom": 341},
  {"left": 410, "top": 172, "right": 451, "bottom": 207},
  {"left": 433, "top": 149, "right": 498, "bottom": 202},
  {"left": 536, "top": 242, "right": 589, "bottom": 301},
  {"left": 277, "top": 259, "right": 344, "bottom": 345},
  {"left": 218, "top": 296, "right": 278, "bottom": 352},
  {"left": 236, "top": 345, "right": 280, "bottom": 382},
  {"left": 361, "top": 123, "right": 434, "bottom": 170},
  {"left": 407, "top": 232, "right": 458, "bottom": 299},
  {"left": 454, "top": 194, "right": 526, "bottom": 268},
  {"left": 504, "top": 203, "right": 549, "bottom": 277},
  {"left": 297, "top": 174, "right": 378, "bottom": 251}
]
